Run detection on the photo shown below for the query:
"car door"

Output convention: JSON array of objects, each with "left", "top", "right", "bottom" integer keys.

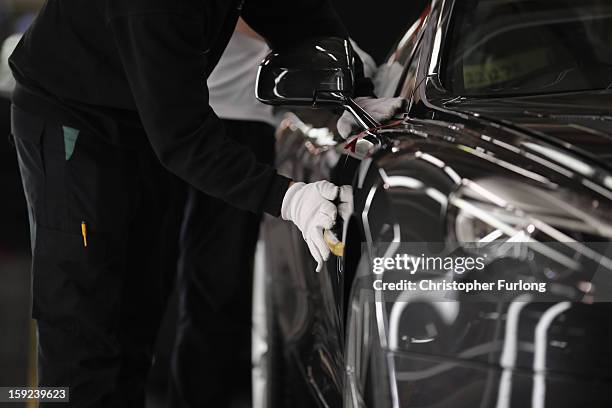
[{"left": 260, "top": 109, "right": 349, "bottom": 407}]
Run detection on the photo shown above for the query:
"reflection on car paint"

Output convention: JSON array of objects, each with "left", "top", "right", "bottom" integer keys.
[{"left": 258, "top": 0, "right": 612, "bottom": 407}]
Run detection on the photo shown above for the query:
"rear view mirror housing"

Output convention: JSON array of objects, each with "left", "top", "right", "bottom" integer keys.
[
  {"left": 256, "top": 37, "right": 386, "bottom": 154},
  {"left": 256, "top": 37, "right": 355, "bottom": 107}
]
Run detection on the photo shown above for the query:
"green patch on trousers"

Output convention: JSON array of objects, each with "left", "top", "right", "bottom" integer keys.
[{"left": 62, "top": 126, "right": 80, "bottom": 160}]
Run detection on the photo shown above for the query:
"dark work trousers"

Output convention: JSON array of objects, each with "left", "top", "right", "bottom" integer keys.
[
  {"left": 169, "top": 119, "right": 275, "bottom": 407},
  {"left": 11, "top": 105, "right": 185, "bottom": 407}
]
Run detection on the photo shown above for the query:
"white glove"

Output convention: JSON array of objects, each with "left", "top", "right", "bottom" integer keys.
[
  {"left": 337, "top": 97, "right": 406, "bottom": 139},
  {"left": 338, "top": 185, "right": 353, "bottom": 222},
  {"left": 282, "top": 181, "right": 338, "bottom": 272}
]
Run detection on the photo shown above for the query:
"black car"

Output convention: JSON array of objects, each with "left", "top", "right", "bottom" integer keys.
[{"left": 252, "top": 0, "right": 612, "bottom": 407}]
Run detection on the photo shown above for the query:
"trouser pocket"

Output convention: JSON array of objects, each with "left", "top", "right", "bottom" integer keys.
[
  {"left": 13, "top": 104, "right": 136, "bottom": 237},
  {"left": 12, "top": 105, "right": 128, "bottom": 322},
  {"left": 12, "top": 104, "right": 182, "bottom": 405}
]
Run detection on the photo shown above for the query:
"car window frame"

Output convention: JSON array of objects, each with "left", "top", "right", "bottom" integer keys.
[{"left": 395, "top": 34, "right": 424, "bottom": 100}]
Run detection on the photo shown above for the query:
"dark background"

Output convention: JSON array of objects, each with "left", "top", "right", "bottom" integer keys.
[{"left": 333, "top": 0, "right": 427, "bottom": 64}]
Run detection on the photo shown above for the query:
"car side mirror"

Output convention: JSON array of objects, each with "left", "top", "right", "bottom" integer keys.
[
  {"left": 256, "top": 37, "right": 354, "bottom": 107},
  {"left": 256, "top": 37, "right": 380, "bottom": 132}
]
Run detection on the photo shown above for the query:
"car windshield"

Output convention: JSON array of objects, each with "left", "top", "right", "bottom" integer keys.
[{"left": 444, "top": 0, "right": 612, "bottom": 96}]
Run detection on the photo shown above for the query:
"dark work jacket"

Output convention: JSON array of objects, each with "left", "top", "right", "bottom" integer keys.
[{"left": 9, "top": 0, "right": 373, "bottom": 216}]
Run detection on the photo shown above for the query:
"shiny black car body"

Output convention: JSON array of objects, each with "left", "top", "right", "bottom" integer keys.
[{"left": 253, "top": 1, "right": 612, "bottom": 407}]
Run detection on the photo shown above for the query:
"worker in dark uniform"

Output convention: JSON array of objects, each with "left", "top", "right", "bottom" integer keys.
[{"left": 9, "top": 0, "right": 402, "bottom": 406}]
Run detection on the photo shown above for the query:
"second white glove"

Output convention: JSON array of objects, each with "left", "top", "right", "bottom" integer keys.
[
  {"left": 337, "top": 96, "right": 406, "bottom": 139},
  {"left": 338, "top": 185, "right": 353, "bottom": 222},
  {"left": 281, "top": 181, "right": 339, "bottom": 272}
]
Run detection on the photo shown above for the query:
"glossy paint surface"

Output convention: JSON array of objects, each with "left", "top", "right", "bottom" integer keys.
[{"left": 259, "top": 1, "right": 612, "bottom": 407}]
